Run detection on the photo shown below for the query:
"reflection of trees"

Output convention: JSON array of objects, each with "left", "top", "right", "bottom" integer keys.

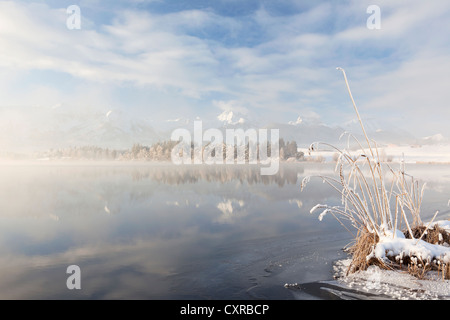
[
  {"left": 0, "top": 164, "right": 305, "bottom": 219},
  {"left": 129, "top": 164, "right": 304, "bottom": 186}
]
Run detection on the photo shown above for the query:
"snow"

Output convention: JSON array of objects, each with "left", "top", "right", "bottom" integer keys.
[
  {"left": 378, "top": 144, "right": 450, "bottom": 163},
  {"left": 333, "top": 259, "right": 450, "bottom": 300},
  {"left": 422, "top": 133, "right": 445, "bottom": 143},
  {"left": 369, "top": 234, "right": 450, "bottom": 264},
  {"left": 331, "top": 220, "right": 450, "bottom": 299},
  {"left": 217, "top": 110, "right": 249, "bottom": 125},
  {"left": 309, "top": 204, "right": 331, "bottom": 221},
  {"left": 288, "top": 116, "right": 303, "bottom": 126},
  {"left": 367, "top": 224, "right": 450, "bottom": 264},
  {"left": 217, "top": 110, "right": 234, "bottom": 124},
  {"left": 309, "top": 204, "right": 326, "bottom": 214},
  {"left": 300, "top": 143, "right": 450, "bottom": 164},
  {"left": 432, "top": 220, "right": 450, "bottom": 233}
]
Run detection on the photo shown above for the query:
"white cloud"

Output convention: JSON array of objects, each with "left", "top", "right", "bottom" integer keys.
[
  {"left": 213, "top": 100, "right": 248, "bottom": 114},
  {"left": 0, "top": 2, "right": 224, "bottom": 97},
  {"left": 1, "top": 0, "right": 450, "bottom": 143}
]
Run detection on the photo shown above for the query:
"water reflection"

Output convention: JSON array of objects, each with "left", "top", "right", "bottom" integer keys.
[
  {"left": 0, "top": 163, "right": 447, "bottom": 299},
  {"left": 128, "top": 163, "right": 303, "bottom": 185}
]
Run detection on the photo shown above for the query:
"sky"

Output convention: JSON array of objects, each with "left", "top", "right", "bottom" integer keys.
[{"left": 1, "top": 0, "right": 450, "bottom": 151}]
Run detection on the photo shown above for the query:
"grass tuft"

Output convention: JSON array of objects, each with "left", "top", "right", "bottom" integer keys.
[{"left": 303, "top": 68, "right": 449, "bottom": 280}]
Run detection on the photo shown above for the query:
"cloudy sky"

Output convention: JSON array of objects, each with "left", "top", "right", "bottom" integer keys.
[{"left": 1, "top": 0, "right": 450, "bottom": 149}]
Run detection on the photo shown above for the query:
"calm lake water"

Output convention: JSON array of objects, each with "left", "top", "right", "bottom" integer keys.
[{"left": 0, "top": 162, "right": 448, "bottom": 299}]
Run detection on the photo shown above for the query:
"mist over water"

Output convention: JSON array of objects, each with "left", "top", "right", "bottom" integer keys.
[{"left": 0, "top": 162, "right": 447, "bottom": 299}]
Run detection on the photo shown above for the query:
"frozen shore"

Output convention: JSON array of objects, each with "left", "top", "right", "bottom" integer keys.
[
  {"left": 327, "top": 220, "right": 450, "bottom": 300},
  {"left": 300, "top": 144, "right": 450, "bottom": 164},
  {"left": 333, "top": 258, "right": 450, "bottom": 300}
]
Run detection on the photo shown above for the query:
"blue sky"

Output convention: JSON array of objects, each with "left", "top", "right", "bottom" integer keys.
[{"left": 1, "top": 0, "right": 450, "bottom": 147}]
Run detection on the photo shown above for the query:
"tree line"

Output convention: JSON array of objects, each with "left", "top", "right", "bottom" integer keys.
[{"left": 34, "top": 138, "right": 304, "bottom": 161}]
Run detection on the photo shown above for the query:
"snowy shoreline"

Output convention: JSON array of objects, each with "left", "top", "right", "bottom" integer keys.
[
  {"left": 333, "top": 258, "right": 450, "bottom": 300},
  {"left": 329, "top": 220, "right": 450, "bottom": 300},
  {"left": 300, "top": 144, "right": 450, "bottom": 164}
]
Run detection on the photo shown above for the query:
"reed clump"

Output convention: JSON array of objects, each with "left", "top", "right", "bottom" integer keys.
[
  {"left": 346, "top": 230, "right": 385, "bottom": 274},
  {"left": 302, "top": 68, "right": 450, "bottom": 280},
  {"left": 404, "top": 224, "right": 450, "bottom": 246}
]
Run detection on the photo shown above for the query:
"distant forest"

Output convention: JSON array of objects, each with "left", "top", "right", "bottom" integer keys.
[{"left": 32, "top": 139, "right": 305, "bottom": 161}]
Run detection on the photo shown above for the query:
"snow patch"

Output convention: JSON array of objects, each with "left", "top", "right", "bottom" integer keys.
[
  {"left": 288, "top": 116, "right": 303, "bottom": 126},
  {"left": 367, "top": 229, "right": 450, "bottom": 264},
  {"left": 333, "top": 259, "right": 450, "bottom": 300}
]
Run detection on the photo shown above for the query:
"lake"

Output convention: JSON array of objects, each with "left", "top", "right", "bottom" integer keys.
[{"left": 0, "top": 162, "right": 448, "bottom": 299}]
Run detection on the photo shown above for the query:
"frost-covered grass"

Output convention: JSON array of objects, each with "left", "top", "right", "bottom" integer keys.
[{"left": 302, "top": 68, "right": 450, "bottom": 280}]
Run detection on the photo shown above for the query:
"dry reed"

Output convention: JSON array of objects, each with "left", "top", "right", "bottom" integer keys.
[{"left": 302, "top": 67, "right": 449, "bottom": 280}]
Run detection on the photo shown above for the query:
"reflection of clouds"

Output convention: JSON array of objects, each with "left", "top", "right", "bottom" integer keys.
[
  {"left": 288, "top": 199, "right": 303, "bottom": 209},
  {"left": 48, "top": 213, "right": 60, "bottom": 221},
  {"left": 165, "top": 199, "right": 192, "bottom": 207},
  {"left": 216, "top": 199, "right": 246, "bottom": 223},
  {"left": 0, "top": 163, "right": 305, "bottom": 219},
  {"left": 0, "top": 238, "right": 194, "bottom": 299},
  {"left": 1, "top": 163, "right": 449, "bottom": 298},
  {"left": 0, "top": 166, "right": 123, "bottom": 219},
  {"left": 164, "top": 199, "right": 201, "bottom": 209},
  {"left": 166, "top": 200, "right": 180, "bottom": 207},
  {"left": 426, "top": 183, "right": 445, "bottom": 194},
  {"left": 217, "top": 201, "right": 233, "bottom": 215},
  {"left": 0, "top": 239, "right": 174, "bottom": 272}
]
